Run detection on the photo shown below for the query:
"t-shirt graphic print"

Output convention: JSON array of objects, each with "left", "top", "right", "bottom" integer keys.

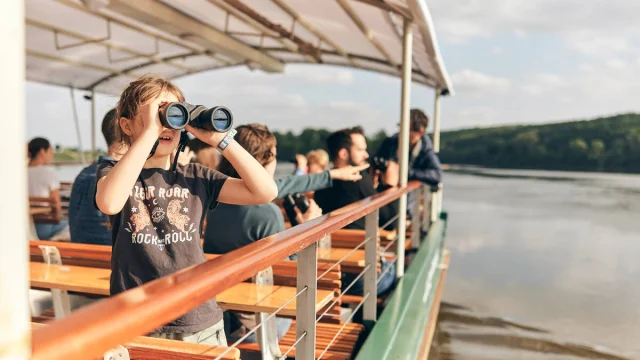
[
  {"left": 97, "top": 160, "right": 228, "bottom": 333},
  {"left": 127, "top": 185, "right": 198, "bottom": 252}
]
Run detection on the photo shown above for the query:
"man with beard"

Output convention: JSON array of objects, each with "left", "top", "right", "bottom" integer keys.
[
  {"left": 314, "top": 126, "right": 398, "bottom": 296},
  {"left": 315, "top": 126, "right": 399, "bottom": 230}
]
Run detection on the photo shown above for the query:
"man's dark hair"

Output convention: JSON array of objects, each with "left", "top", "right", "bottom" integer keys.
[
  {"left": 410, "top": 109, "right": 429, "bottom": 132},
  {"left": 326, "top": 126, "right": 365, "bottom": 161},
  {"left": 101, "top": 108, "right": 118, "bottom": 147}
]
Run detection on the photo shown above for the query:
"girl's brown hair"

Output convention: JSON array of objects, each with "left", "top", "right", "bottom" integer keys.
[
  {"left": 218, "top": 124, "right": 277, "bottom": 178},
  {"left": 115, "top": 75, "right": 185, "bottom": 145}
]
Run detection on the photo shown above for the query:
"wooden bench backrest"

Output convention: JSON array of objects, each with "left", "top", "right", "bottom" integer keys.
[
  {"left": 29, "top": 240, "right": 341, "bottom": 291},
  {"left": 29, "top": 196, "right": 61, "bottom": 224}
]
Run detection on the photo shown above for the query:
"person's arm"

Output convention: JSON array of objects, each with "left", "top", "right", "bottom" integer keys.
[
  {"left": 276, "top": 172, "right": 331, "bottom": 199},
  {"left": 46, "top": 167, "right": 63, "bottom": 218},
  {"left": 408, "top": 152, "right": 442, "bottom": 185},
  {"left": 376, "top": 185, "right": 399, "bottom": 230},
  {"left": 50, "top": 188, "right": 63, "bottom": 220},
  {"left": 95, "top": 99, "right": 164, "bottom": 215},
  {"left": 275, "top": 164, "right": 369, "bottom": 199},
  {"left": 375, "top": 162, "right": 399, "bottom": 230},
  {"left": 187, "top": 126, "right": 277, "bottom": 205},
  {"left": 293, "top": 154, "right": 307, "bottom": 175}
]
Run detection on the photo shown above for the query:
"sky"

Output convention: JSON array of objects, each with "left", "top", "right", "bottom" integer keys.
[{"left": 26, "top": 0, "right": 640, "bottom": 150}]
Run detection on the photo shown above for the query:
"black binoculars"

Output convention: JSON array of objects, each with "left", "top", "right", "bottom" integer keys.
[
  {"left": 370, "top": 156, "right": 390, "bottom": 172},
  {"left": 283, "top": 193, "right": 311, "bottom": 227},
  {"left": 159, "top": 102, "right": 233, "bottom": 133}
]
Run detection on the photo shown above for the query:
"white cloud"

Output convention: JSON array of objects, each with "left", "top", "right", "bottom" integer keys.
[
  {"left": 605, "top": 58, "right": 628, "bottom": 70},
  {"left": 579, "top": 64, "right": 595, "bottom": 73},
  {"left": 520, "top": 73, "right": 569, "bottom": 95},
  {"left": 565, "top": 32, "right": 631, "bottom": 57},
  {"left": 429, "top": 0, "right": 640, "bottom": 57},
  {"left": 492, "top": 46, "right": 504, "bottom": 55},
  {"left": 450, "top": 69, "right": 511, "bottom": 95}
]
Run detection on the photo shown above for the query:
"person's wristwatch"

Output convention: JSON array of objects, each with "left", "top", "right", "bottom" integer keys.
[{"left": 217, "top": 129, "right": 237, "bottom": 151}]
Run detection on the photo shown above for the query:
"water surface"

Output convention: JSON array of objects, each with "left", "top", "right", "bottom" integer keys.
[{"left": 432, "top": 167, "right": 640, "bottom": 359}]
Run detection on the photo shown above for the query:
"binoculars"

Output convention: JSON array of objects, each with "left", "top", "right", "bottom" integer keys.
[
  {"left": 282, "top": 193, "right": 311, "bottom": 227},
  {"left": 159, "top": 102, "right": 233, "bottom": 133},
  {"left": 369, "top": 156, "right": 390, "bottom": 172}
]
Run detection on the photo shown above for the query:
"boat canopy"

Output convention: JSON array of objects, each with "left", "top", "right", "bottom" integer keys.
[{"left": 25, "top": 0, "right": 453, "bottom": 95}]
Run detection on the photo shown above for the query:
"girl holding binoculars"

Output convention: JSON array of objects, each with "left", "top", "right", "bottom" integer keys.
[{"left": 94, "top": 75, "right": 277, "bottom": 345}]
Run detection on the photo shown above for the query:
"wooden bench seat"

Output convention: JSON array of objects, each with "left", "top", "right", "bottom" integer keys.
[
  {"left": 31, "top": 321, "right": 240, "bottom": 359},
  {"left": 29, "top": 262, "right": 335, "bottom": 316},
  {"left": 29, "top": 240, "right": 344, "bottom": 323},
  {"left": 237, "top": 321, "right": 364, "bottom": 360}
]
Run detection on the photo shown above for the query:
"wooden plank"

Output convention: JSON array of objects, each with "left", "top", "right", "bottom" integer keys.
[
  {"left": 30, "top": 322, "right": 240, "bottom": 360},
  {"left": 318, "top": 247, "right": 365, "bottom": 267},
  {"left": 29, "top": 262, "right": 333, "bottom": 316}
]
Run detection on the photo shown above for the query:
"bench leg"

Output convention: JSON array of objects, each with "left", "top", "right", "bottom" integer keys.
[
  {"left": 254, "top": 268, "right": 282, "bottom": 360},
  {"left": 38, "top": 245, "right": 71, "bottom": 318}
]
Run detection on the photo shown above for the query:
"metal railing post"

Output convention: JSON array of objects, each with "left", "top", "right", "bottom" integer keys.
[
  {"left": 422, "top": 185, "right": 431, "bottom": 233},
  {"left": 430, "top": 184, "right": 440, "bottom": 223},
  {"left": 363, "top": 209, "right": 379, "bottom": 321},
  {"left": 296, "top": 243, "right": 317, "bottom": 360},
  {"left": 253, "top": 267, "right": 282, "bottom": 360},
  {"left": 411, "top": 188, "right": 421, "bottom": 248}
]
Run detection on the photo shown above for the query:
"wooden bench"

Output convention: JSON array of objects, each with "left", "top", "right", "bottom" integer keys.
[
  {"left": 31, "top": 321, "right": 241, "bottom": 360},
  {"left": 29, "top": 196, "right": 62, "bottom": 224},
  {"left": 29, "top": 240, "right": 344, "bottom": 322},
  {"left": 330, "top": 228, "right": 413, "bottom": 251},
  {"left": 29, "top": 262, "right": 334, "bottom": 317},
  {"left": 237, "top": 320, "right": 364, "bottom": 360}
]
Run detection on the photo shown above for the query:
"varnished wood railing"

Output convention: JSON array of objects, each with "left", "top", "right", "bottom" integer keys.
[{"left": 31, "top": 181, "right": 422, "bottom": 360}]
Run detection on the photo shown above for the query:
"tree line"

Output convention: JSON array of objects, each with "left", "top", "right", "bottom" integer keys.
[
  {"left": 273, "top": 113, "right": 640, "bottom": 173},
  {"left": 439, "top": 113, "right": 640, "bottom": 173}
]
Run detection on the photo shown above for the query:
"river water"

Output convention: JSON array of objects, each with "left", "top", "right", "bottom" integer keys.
[
  {"left": 431, "top": 167, "right": 640, "bottom": 360},
  {"left": 53, "top": 164, "right": 639, "bottom": 359}
]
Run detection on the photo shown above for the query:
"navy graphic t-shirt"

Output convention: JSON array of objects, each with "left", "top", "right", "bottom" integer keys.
[{"left": 97, "top": 160, "right": 228, "bottom": 333}]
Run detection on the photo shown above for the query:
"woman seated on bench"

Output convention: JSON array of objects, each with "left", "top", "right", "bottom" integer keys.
[
  {"left": 203, "top": 124, "right": 366, "bottom": 343},
  {"left": 27, "top": 137, "right": 67, "bottom": 240}
]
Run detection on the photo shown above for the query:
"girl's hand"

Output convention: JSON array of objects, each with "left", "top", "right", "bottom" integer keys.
[
  {"left": 185, "top": 125, "right": 227, "bottom": 149},
  {"left": 140, "top": 98, "right": 164, "bottom": 137},
  {"left": 329, "top": 163, "right": 370, "bottom": 182}
]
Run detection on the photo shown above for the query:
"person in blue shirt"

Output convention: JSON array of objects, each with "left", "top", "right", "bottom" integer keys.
[
  {"left": 69, "top": 109, "right": 125, "bottom": 245},
  {"left": 375, "top": 109, "right": 443, "bottom": 218}
]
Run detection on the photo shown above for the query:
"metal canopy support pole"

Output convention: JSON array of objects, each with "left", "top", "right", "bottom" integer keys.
[
  {"left": 69, "top": 87, "right": 87, "bottom": 164},
  {"left": 433, "top": 90, "right": 441, "bottom": 153},
  {"left": 431, "top": 90, "right": 442, "bottom": 222},
  {"left": 91, "top": 90, "right": 96, "bottom": 162},
  {"left": 396, "top": 19, "right": 413, "bottom": 279},
  {"left": 0, "top": 1, "right": 29, "bottom": 358}
]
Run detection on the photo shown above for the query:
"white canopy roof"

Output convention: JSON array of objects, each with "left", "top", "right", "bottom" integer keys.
[{"left": 26, "top": 0, "right": 453, "bottom": 95}]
